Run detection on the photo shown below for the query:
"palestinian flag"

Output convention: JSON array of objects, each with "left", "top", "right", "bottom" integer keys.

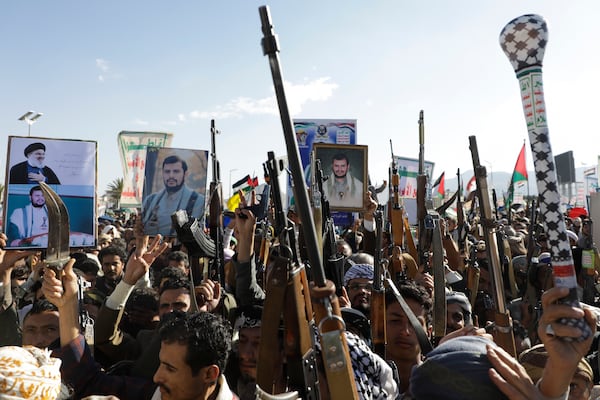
[
  {"left": 432, "top": 172, "right": 445, "bottom": 198},
  {"left": 227, "top": 175, "right": 259, "bottom": 211},
  {"left": 507, "top": 142, "right": 528, "bottom": 206}
]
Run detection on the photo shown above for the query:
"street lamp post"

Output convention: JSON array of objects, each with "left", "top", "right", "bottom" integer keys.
[{"left": 18, "top": 111, "right": 43, "bottom": 136}]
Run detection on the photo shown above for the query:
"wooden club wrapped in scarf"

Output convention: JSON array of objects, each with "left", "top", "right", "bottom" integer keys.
[{"left": 499, "top": 14, "right": 592, "bottom": 341}]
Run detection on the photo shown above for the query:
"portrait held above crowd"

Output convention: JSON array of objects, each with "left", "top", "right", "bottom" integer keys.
[{"left": 2, "top": 9, "right": 600, "bottom": 400}]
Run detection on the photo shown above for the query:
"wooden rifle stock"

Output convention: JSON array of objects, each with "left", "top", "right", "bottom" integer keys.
[
  {"left": 259, "top": 7, "right": 358, "bottom": 398},
  {"left": 371, "top": 209, "right": 387, "bottom": 358},
  {"left": 257, "top": 152, "right": 318, "bottom": 397},
  {"left": 469, "top": 136, "right": 516, "bottom": 357}
]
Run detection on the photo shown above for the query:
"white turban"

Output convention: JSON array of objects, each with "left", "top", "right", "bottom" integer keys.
[{"left": 0, "top": 346, "right": 62, "bottom": 400}]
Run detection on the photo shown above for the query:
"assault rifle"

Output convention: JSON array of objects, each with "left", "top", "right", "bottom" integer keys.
[
  {"left": 257, "top": 151, "right": 317, "bottom": 397},
  {"left": 258, "top": 6, "right": 358, "bottom": 398},
  {"left": 371, "top": 207, "right": 387, "bottom": 358},
  {"left": 314, "top": 158, "right": 345, "bottom": 297},
  {"left": 416, "top": 111, "right": 432, "bottom": 273},
  {"left": 469, "top": 136, "right": 516, "bottom": 357},
  {"left": 389, "top": 140, "right": 412, "bottom": 281},
  {"left": 208, "top": 119, "right": 225, "bottom": 285}
]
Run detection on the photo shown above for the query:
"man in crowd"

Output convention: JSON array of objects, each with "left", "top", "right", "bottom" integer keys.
[
  {"left": 9, "top": 142, "right": 60, "bottom": 184},
  {"left": 142, "top": 155, "right": 205, "bottom": 236},
  {"left": 43, "top": 258, "right": 237, "bottom": 399},
  {"left": 95, "top": 246, "right": 129, "bottom": 297},
  {"left": 7, "top": 185, "right": 49, "bottom": 246}
]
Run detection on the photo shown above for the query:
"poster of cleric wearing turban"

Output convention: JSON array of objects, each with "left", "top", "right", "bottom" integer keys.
[{"left": 3, "top": 136, "right": 97, "bottom": 249}]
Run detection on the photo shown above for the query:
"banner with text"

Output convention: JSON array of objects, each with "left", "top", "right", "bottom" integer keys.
[{"left": 118, "top": 131, "right": 173, "bottom": 208}]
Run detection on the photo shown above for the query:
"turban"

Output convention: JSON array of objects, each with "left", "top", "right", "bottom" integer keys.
[
  {"left": 24, "top": 143, "right": 45, "bottom": 157},
  {"left": 0, "top": 345, "right": 62, "bottom": 400},
  {"left": 519, "top": 344, "right": 593, "bottom": 384},
  {"left": 410, "top": 336, "right": 506, "bottom": 400},
  {"left": 343, "top": 263, "right": 373, "bottom": 287},
  {"left": 446, "top": 291, "right": 472, "bottom": 325},
  {"left": 233, "top": 305, "right": 263, "bottom": 332}
]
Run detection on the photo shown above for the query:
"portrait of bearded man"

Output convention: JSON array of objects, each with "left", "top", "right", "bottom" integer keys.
[{"left": 9, "top": 142, "right": 61, "bottom": 184}]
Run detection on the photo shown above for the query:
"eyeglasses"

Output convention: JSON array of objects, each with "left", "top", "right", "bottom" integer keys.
[{"left": 347, "top": 282, "right": 373, "bottom": 291}]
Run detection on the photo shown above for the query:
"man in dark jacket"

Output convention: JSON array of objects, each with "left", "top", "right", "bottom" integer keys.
[{"left": 9, "top": 142, "right": 60, "bottom": 184}]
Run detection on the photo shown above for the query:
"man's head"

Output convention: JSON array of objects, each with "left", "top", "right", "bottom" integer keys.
[
  {"left": 445, "top": 291, "right": 472, "bottom": 333},
  {"left": 162, "top": 155, "right": 188, "bottom": 193},
  {"left": 154, "top": 312, "right": 232, "bottom": 400},
  {"left": 158, "top": 278, "right": 192, "bottom": 317},
  {"left": 22, "top": 300, "right": 60, "bottom": 349},
  {"left": 29, "top": 186, "right": 45, "bottom": 208},
  {"left": 98, "top": 246, "right": 127, "bottom": 282},
  {"left": 24, "top": 142, "right": 46, "bottom": 168},
  {"left": 331, "top": 153, "right": 350, "bottom": 179},
  {"left": 167, "top": 251, "right": 190, "bottom": 275},
  {"left": 385, "top": 281, "right": 432, "bottom": 364},
  {"left": 343, "top": 263, "right": 374, "bottom": 316},
  {"left": 233, "top": 305, "right": 263, "bottom": 381}
]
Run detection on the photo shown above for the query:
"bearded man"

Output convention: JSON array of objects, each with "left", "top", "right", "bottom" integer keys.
[
  {"left": 9, "top": 142, "right": 60, "bottom": 184},
  {"left": 7, "top": 185, "right": 49, "bottom": 246},
  {"left": 142, "top": 155, "right": 205, "bottom": 236}
]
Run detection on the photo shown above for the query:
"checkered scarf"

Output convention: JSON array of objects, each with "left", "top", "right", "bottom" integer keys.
[{"left": 343, "top": 264, "right": 374, "bottom": 287}]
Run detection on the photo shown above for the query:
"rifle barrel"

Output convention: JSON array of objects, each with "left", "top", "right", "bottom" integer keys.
[{"left": 259, "top": 6, "right": 325, "bottom": 286}]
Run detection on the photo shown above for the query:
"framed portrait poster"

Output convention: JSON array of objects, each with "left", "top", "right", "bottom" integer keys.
[
  {"left": 3, "top": 136, "right": 97, "bottom": 249},
  {"left": 141, "top": 146, "right": 208, "bottom": 237},
  {"left": 312, "top": 143, "right": 368, "bottom": 212}
]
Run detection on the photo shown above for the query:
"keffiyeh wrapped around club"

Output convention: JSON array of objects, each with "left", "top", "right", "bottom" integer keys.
[{"left": 0, "top": 345, "right": 62, "bottom": 400}]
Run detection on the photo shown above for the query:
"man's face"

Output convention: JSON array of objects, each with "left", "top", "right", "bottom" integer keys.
[
  {"left": 446, "top": 303, "right": 467, "bottom": 333},
  {"left": 168, "top": 259, "right": 189, "bottom": 275},
  {"left": 162, "top": 161, "right": 186, "bottom": 190},
  {"left": 30, "top": 190, "right": 45, "bottom": 207},
  {"left": 346, "top": 278, "right": 372, "bottom": 315},
  {"left": 159, "top": 288, "right": 191, "bottom": 317},
  {"left": 100, "top": 254, "right": 124, "bottom": 281},
  {"left": 332, "top": 158, "right": 349, "bottom": 179},
  {"left": 238, "top": 327, "right": 261, "bottom": 380},
  {"left": 22, "top": 311, "right": 60, "bottom": 348},
  {"left": 386, "top": 298, "right": 429, "bottom": 365},
  {"left": 154, "top": 341, "right": 206, "bottom": 400},
  {"left": 27, "top": 150, "right": 46, "bottom": 168},
  {"left": 568, "top": 375, "right": 592, "bottom": 400}
]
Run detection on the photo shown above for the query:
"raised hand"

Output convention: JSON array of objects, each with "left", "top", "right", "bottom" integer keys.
[
  {"left": 124, "top": 234, "right": 170, "bottom": 285},
  {"left": 42, "top": 259, "right": 78, "bottom": 310},
  {"left": 195, "top": 278, "right": 221, "bottom": 313}
]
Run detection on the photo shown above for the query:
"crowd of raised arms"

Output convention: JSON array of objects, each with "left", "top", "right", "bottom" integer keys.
[{"left": 0, "top": 185, "right": 599, "bottom": 400}]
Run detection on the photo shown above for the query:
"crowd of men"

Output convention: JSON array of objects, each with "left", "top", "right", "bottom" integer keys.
[{"left": 0, "top": 187, "right": 599, "bottom": 400}]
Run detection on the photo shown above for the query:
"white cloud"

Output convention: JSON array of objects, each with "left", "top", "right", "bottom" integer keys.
[
  {"left": 132, "top": 118, "right": 149, "bottom": 126},
  {"left": 184, "top": 77, "right": 338, "bottom": 120},
  {"left": 96, "top": 58, "right": 109, "bottom": 72},
  {"left": 95, "top": 58, "right": 123, "bottom": 82}
]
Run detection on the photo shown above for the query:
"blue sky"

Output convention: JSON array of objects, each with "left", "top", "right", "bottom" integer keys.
[{"left": 1, "top": 1, "right": 598, "bottom": 197}]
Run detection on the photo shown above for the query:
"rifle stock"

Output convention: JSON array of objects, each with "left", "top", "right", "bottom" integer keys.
[
  {"left": 371, "top": 209, "right": 387, "bottom": 358},
  {"left": 469, "top": 136, "right": 516, "bottom": 357}
]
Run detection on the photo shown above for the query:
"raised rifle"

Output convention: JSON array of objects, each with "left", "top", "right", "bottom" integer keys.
[
  {"left": 469, "top": 136, "right": 516, "bottom": 357},
  {"left": 314, "top": 158, "right": 345, "bottom": 297},
  {"left": 414, "top": 111, "right": 446, "bottom": 343},
  {"left": 257, "top": 151, "right": 317, "bottom": 397},
  {"left": 389, "top": 140, "right": 413, "bottom": 281},
  {"left": 416, "top": 111, "right": 431, "bottom": 273},
  {"left": 258, "top": 7, "right": 358, "bottom": 398},
  {"left": 208, "top": 119, "right": 225, "bottom": 285},
  {"left": 371, "top": 207, "right": 387, "bottom": 358}
]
